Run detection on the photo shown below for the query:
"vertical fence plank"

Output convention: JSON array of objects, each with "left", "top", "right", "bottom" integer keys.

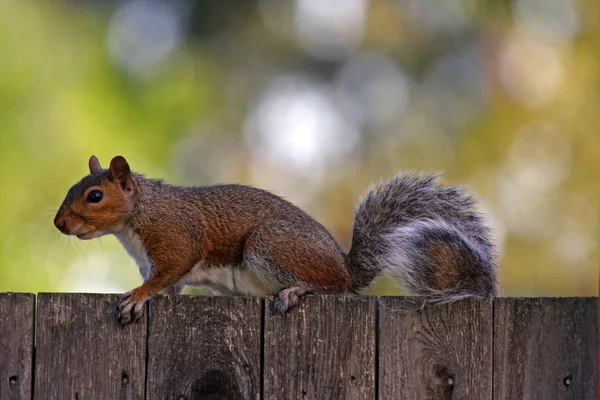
[
  {"left": 146, "top": 296, "right": 262, "bottom": 400},
  {"left": 34, "top": 293, "right": 147, "bottom": 399},
  {"left": 0, "top": 293, "right": 35, "bottom": 400},
  {"left": 263, "top": 295, "right": 376, "bottom": 400},
  {"left": 493, "top": 297, "right": 598, "bottom": 400},
  {"left": 378, "top": 297, "right": 493, "bottom": 400}
]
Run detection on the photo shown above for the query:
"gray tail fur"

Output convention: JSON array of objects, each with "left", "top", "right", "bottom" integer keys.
[{"left": 346, "top": 173, "right": 498, "bottom": 302}]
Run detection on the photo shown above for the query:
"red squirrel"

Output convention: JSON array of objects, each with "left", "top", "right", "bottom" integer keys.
[{"left": 54, "top": 155, "right": 498, "bottom": 324}]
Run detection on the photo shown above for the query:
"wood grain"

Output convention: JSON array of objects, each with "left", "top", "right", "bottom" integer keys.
[
  {"left": 0, "top": 293, "right": 35, "bottom": 400},
  {"left": 146, "top": 295, "right": 262, "bottom": 400},
  {"left": 34, "top": 293, "right": 147, "bottom": 399},
  {"left": 494, "top": 297, "right": 598, "bottom": 400},
  {"left": 263, "top": 295, "right": 376, "bottom": 400},
  {"left": 4, "top": 292, "right": 595, "bottom": 399},
  {"left": 378, "top": 297, "right": 493, "bottom": 400}
]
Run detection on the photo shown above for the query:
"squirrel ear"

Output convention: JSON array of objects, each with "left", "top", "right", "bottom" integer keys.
[
  {"left": 89, "top": 155, "right": 102, "bottom": 174},
  {"left": 109, "top": 156, "right": 135, "bottom": 193}
]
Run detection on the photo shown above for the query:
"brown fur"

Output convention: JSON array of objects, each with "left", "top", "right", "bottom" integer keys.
[
  {"left": 55, "top": 155, "right": 351, "bottom": 323},
  {"left": 427, "top": 240, "right": 491, "bottom": 296},
  {"left": 429, "top": 241, "right": 462, "bottom": 291},
  {"left": 55, "top": 155, "right": 497, "bottom": 324},
  {"left": 267, "top": 238, "right": 349, "bottom": 289}
]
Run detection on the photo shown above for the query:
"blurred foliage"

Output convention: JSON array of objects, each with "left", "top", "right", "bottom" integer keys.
[{"left": 0, "top": 0, "right": 598, "bottom": 297}]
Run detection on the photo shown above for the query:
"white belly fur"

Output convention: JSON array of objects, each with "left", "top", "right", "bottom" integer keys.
[
  {"left": 178, "top": 262, "right": 281, "bottom": 296},
  {"left": 115, "top": 228, "right": 280, "bottom": 296},
  {"left": 115, "top": 228, "right": 153, "bottom": 281}
]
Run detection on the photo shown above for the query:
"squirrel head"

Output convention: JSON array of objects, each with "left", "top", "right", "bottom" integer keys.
[{"left": 54, "top": 155, "right": 137, "bottom": 240}]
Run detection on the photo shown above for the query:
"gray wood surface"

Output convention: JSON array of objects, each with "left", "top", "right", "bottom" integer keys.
[
  {"left": 263, "top": 295, "right": 376, "bottom": 400},
  {"left": 378, "top": 297, "right": 493, "bottom": 400},
  {"left": 146, "top": 295, "right": 262, "bottom": 400},
  {"left": 0, "top": 293, "right": 35, "bottom": 400},
  {"left": 3, "top": 293, "right": 596, "bottom": 399},
  {"left": 34, "top": 293, "right": 147, "bottom": 399},
  {"left": 493, "top": 297, "right": 598, "bottom": 400}
]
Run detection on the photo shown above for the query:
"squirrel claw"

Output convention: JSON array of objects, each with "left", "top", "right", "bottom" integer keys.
[
  {"left": 117, "top": 290, "right": 148, "bottom": 325},
  {"left": 273, "top": 287, "right": 315, "bottom": 314}
]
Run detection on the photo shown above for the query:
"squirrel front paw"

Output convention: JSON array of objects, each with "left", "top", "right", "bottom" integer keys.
[
  {"left": 118, "top": 289, "right": 149, "bottom": 325},
  {"left": 273, "top": 287, "right": 315, "bottom": 314}
]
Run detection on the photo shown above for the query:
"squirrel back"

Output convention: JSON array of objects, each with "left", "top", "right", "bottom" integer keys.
[{"left": 55, "top": 155, "right": 498, "bottom": 323}]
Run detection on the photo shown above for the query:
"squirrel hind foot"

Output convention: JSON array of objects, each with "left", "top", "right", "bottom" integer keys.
[{"left": 272, "top": 287, "right": 316, "bottom": 314}]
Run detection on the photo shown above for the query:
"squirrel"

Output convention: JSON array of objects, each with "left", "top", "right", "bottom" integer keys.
[{"left": 54, "top": 155, "right": 498, "bottom": 324}]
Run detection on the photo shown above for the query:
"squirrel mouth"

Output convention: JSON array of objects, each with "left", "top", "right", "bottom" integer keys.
[{"left": 76, "top": 231, "right": 95, "bottom": 240}]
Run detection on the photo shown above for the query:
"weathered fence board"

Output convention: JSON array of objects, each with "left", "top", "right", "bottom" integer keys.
[
  {"left": 0, "top": 292, "right": 596, "bottom": 399},
  {"left": 378, "top": 297, "right": 493, "bottom": 400},
  {"left": 493, "top": 297, "right": 598, "bottom": 400},
  {"left": 263, "top": 295, "right": 376, "bottom": 400},
  {"left": 0, "top": 293, "right": 35, "bottom": 400},
  {"left": 146, "top": 295, "right": 262, "bottom": 400},
  {"left": 34, "top": 293, "right": 147, "bottom": 399}
]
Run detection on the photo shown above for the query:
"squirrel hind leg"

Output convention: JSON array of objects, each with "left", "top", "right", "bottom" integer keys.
[{"left": 243, "top": 222, "right": 351, "bottom": 291}]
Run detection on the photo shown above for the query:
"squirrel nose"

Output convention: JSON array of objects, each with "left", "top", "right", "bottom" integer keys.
[{"left": 54, "top": 216, "right": 68, "bottom": 234}]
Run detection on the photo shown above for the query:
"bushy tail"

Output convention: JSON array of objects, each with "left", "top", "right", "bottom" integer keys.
[{"left": 346, "top": 173, "right": 498, "bottom": 302}]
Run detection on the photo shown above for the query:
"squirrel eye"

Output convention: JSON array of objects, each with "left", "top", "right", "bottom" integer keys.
[{"left": 87, "top": 190, "right": 103, "bottom": 203}]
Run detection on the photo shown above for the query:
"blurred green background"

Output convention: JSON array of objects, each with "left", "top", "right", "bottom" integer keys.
[{"left": 0, "top": 0, "right": 598, "bottom": 297}]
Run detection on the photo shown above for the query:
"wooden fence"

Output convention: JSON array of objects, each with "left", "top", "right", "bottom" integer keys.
[{"left": 0, "top": 293, "right": 597, "bottom": 399}]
